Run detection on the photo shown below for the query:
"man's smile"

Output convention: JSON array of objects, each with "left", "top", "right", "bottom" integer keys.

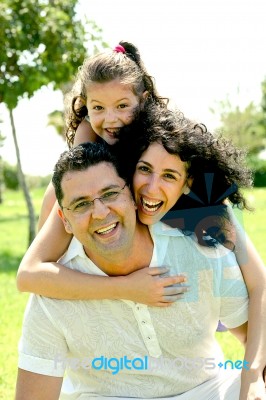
[{"left": 95, "top": 222, "right": 118, "bottom": 236}]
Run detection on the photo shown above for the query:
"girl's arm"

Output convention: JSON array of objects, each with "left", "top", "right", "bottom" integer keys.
[
  {"left": 38, "top": 119, "right": 97, "bottom": 230},
  {"left": 17, "top": 203, "right": 187, "bottom": 306},
  {"left": 38, "top": 181, "right": 57, "bottom": 230},
  {"left": 228, "top": 207, "right": 266, "bottom": 400},
  {"left": 73, "top": 119, "right": 98, "bottom": 146}
]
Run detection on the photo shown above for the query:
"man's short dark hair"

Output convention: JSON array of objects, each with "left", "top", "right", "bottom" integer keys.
[{"left": 52, "top": 142, "right": 125, "bottom": 206}]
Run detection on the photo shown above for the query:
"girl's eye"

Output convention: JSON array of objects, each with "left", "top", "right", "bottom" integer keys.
[
  {"left": 118, "top": 104, "right": 128, "bottom": 109},
  {"left": 93, "top": 105, "right": 103, "bottom": 111}
]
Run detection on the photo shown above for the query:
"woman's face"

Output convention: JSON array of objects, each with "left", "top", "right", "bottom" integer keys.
[{"left": 133, "top": 142, "right": 190, "bottom": 225}]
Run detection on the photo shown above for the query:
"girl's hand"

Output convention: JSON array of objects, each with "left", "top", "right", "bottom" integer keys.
[{"left": 121, "top": 267, "right": 189, "bottom": 306}]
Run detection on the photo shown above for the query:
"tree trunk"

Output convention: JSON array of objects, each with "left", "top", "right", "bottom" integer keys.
[{"left": 9, "top": 108, "right": 36, "bottom": 246}]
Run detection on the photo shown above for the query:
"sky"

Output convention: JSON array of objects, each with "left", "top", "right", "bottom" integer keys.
[{"left": 1, "top": 0, "right": 266, "bottom": 176}]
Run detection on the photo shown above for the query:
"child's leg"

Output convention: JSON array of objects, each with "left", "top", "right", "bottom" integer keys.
[{"left": 38, "top": 181, "right": 57, "bottom": 231}]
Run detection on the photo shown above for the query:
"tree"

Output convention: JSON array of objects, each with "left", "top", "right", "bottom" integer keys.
[
  {"left": 260, "top": 78, "right": 266, "bottom": 127},
  {"left": 0, "top": 129, "right": 5, "bottom": 204},
  {"left": 0, "top": 0, "right": 104, "bottom": 245},
  {"left": 47, "top": 110, "right": 65, "bottom": 139},
  {"left": 211, "top": 96, "right": 266, "bottom": 155}
]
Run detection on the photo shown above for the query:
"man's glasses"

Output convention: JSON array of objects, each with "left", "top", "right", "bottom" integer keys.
[{"left": 62, "top": 183, "right": 127, "bottom": 215}]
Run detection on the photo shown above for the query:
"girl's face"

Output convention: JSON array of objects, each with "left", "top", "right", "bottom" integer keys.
[
  {"left": 133, "top": 142, "right": 190, "bottom": 225},
  {"left": 86, "top": 79, "right": 145, "bottom": 145}
]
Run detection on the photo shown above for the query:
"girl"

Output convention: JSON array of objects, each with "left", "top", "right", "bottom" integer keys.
[
  {"left": 38, "top": 40, "right": 169, "bottom": 229},
  {"left": 34, "top": 41, "right": 188, "bottom": 306}
]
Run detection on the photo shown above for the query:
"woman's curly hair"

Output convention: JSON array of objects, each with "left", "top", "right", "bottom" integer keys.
[{"left": 114, "top": 102, "right": 253, "bottom": 247}]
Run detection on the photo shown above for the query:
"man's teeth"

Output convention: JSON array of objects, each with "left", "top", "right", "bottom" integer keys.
[
  {"left": 141, "top": 198, "right": 162, "bottom": 212},
  {"left": 96, "top": 223, "right": 117, "bottom": 235}
]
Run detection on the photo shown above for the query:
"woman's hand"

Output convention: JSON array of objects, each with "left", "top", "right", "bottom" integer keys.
[
  {"left": 120, "top": 267, "right": 189, "bottom": 306},
  {"left": 240, "top": 370, "right": 266, "bottom": 400}
]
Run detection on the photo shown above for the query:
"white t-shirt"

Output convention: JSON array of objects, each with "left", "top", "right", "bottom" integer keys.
[{"left": 18, "top": 222, "right": 248, "bottom": 399}]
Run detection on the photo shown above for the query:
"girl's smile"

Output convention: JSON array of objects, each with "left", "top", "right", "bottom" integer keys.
[{"left": 86, "top": 79, "right": 143, "bottom": 145}]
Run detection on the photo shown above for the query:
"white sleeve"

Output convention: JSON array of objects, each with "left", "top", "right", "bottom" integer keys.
[{"left": 18, "top": 295, "right": 68, "bottom": 377}]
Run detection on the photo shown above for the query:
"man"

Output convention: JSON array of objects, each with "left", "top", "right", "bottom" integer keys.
[{"left": 15, "top": 142, "right": 248, "bottom": 400}]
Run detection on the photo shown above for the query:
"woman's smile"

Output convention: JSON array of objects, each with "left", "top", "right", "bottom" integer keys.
[{"left": 133, "top": 142, "right": 190, "bottom": 225}]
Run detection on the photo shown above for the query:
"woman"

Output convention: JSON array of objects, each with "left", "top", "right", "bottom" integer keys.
[{"left": 17, "top": 104, "right": 266, "bottom": 399}]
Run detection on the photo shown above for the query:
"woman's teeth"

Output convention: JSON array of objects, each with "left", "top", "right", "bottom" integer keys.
[
  {"left": 96, "top": 223, "right": 117, "bottom": 235},
  {"left": 141, "top": 197, "right": 163, "bottom": 212}
]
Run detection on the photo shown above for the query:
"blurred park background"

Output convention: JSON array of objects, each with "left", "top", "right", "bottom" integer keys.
[{"left": 0, "top": 0, "right": 266, "bottom": 398}]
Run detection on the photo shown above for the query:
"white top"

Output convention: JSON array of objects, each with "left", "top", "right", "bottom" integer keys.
[{"left": 18, "top": 222, "right": 248, "bottom": 399}]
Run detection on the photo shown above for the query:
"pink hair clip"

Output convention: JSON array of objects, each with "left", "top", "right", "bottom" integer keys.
[{"left": 114, "top": 44, "right": 126, "bottom": 53}]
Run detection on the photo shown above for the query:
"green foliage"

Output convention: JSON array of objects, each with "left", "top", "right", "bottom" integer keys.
[
  {"left": 0, "top": 0, "right": 104, "bottom": 109},
  {"left": 2, "top": 161, "right": 19, "bottom": 190},
  {"left": 2, "top": 161, "right": 51, "bottom": 191},
  {"left": 0, "top": 0, "right": 106, "bottom": 244},
  {"left": 211, "top": 98, "right": 266, "bottom": 155},
  {"left": 26, "top": 173, "right": 51, "bottom": 189},
  {"left": 47, "top": 109, "right": 65, "bottom": 138},
  {"left": 247, "top": 155, "right": 266, "bottom": 187},
  {"left": 261, "top": 78, "right": 266, "bottom": 118}
]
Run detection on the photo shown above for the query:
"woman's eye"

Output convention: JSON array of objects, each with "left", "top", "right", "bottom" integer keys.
[
  {"left": 164, "top": 174, "right": 176, "bottom": 180},
  {"left": 118, "top": 104, "right": 127, "bottom": 109},
  {"left": 138, "top": 166, "right": 151, "bottom": 173},
  {"left": 93, "top": 105, "right": 103, "bottom": 111}
]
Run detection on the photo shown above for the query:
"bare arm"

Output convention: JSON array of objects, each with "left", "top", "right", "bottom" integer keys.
[
  {"left": 229, "top": 321, "right": 248, "bottom": 347},
  {"left": 228, "top": 207, "right": 266, "bottom": 400},
  {"left": 73, "top": 118, "right": 98, "bottom": 146},
  {"left": 17, "top": 203, "right": 188, "bottom": 305},
  {"left": 38, "top": 181, "right": 57, "bottom": 231},
  {"left": 15, "top": 369, "right": 63, "bottom": 400}
]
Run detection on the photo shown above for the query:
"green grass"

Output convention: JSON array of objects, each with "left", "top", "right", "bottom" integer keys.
[{"left": 0, "top": 187, "right": 265, "bottom": 399}]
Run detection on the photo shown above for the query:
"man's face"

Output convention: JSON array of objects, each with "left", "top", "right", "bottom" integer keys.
[{"left": 58, "top": 162, "right": 137, "bottom": 260}]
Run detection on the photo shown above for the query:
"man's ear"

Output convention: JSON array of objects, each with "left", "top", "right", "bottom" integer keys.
[{"left": 58, "top": 208, "right": 73, "bottom": 234}]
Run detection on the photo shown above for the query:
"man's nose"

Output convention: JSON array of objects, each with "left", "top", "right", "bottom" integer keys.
[{"left": 91, "top": 199, "right": 110, "bottom": 220}]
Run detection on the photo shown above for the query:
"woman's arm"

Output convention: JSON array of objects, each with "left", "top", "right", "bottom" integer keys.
[
  {"left": 228, "top": 207, "right": 266, "bottom": 400},
  {"left": 17, "top": 203, "right": 187, "bottom": 305}
]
